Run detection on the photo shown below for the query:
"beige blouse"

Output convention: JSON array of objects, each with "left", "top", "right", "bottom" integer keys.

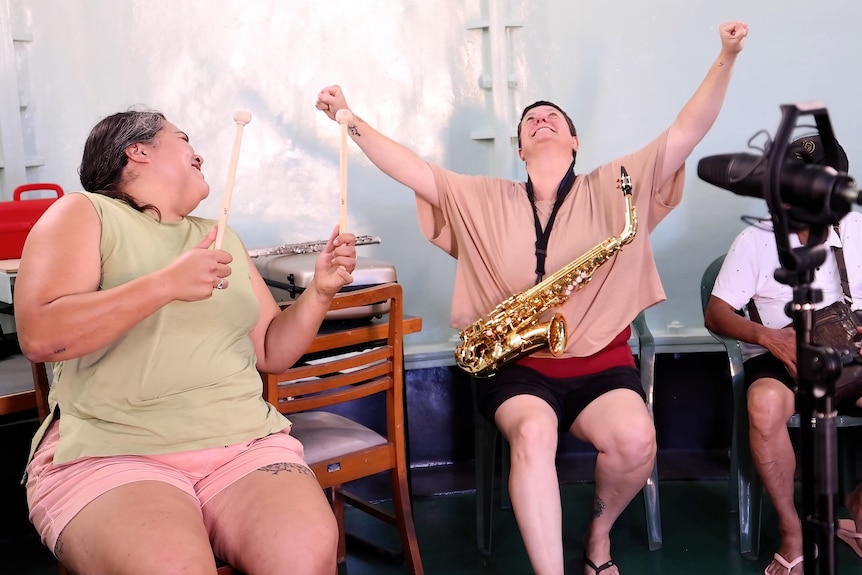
[{"left": 416, "top": 130, "right": 684, "bottom": 357}]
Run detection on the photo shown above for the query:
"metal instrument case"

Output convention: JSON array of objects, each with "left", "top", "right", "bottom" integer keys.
[{"left": 254, "top": 254, "right": 397, "bottom": 319}]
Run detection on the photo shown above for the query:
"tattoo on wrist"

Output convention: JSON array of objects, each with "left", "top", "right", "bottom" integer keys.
[
  {"left": 593, "top": 496, "right": 606, "bottom": 518},
  {"left": 259, "top": 462, "right": 314, "bottom": 477},
  {"left": 348, "top": 124, "right": 360, "bottom": 137}
]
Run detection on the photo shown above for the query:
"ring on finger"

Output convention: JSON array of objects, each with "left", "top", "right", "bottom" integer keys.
[{"left": 216, "top": 278, "right": 225, "bottom": 290}]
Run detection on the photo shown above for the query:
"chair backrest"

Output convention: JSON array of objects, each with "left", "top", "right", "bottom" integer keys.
[
  {"left": 631, "top": 311, "right": 656, "bottom": 414},
  {"left": 700, "top": 253, "right": 747, "bottom": 386},
  {"left": 31, "top": 360, "right": 51, "bottom": 421},
  {"left": 700, "top": 254, "right": 726, "bottom": 315},
  {"left": 260, "top": 282, "right": 406, "bottom": 487}
]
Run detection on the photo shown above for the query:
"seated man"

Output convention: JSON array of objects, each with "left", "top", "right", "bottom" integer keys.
[{"left": 704, "top": 136, "right": 862, "bottom": 574}]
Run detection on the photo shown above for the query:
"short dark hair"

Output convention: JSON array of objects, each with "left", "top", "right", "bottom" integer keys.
[
  {"left": 79, "top": 109, "right": 165, "bottom": 216},
  {"left": 517, "top": 101, "right": 578, "bottom": 162}
]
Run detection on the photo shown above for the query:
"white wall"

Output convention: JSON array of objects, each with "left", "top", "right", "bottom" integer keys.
[{"left": 3, "top": 0, "right": 862, "bottom": 351}]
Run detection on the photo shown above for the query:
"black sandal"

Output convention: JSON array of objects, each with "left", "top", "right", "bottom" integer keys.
[{"left": 584, "top": 555, "right": 616, "bottom": 574}]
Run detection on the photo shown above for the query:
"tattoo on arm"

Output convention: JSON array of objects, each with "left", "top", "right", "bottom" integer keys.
[
  {"left": 348, "top": 124, "right": 360, "bottom": 137},
  {"left": 53, "top": 347, "right": 66, "bottom": 354},
  {"left": 593, "top": 496, "right": 606, "bottom": 518},
  {"left": 54, "top": 536, "right": 65, "bottom": 560},
  {"left": 258, "top": 462, "right": 314, "bottom": 478}
]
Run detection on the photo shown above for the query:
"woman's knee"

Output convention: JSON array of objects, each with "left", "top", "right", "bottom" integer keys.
[
  {"left": 607, "top": 418, "right": 656, "bottom": 463},
  {"left": 505, "top": 416, "right": 559, "bottom": 459},
  {"left": 58, "top": 530, "right": 217, "bottom": 575},
  {"left": 246, "top": 512, "right": 338, "bottom": 575}
]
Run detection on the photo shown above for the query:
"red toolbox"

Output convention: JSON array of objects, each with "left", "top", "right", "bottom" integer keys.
[{"left": 0, "top": 183, "right": 64, "bottom": 259}]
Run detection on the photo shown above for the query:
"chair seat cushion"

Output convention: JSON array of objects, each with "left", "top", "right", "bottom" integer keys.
[{"left": 288, "top": 411, "right": 387, "bottom": 465}]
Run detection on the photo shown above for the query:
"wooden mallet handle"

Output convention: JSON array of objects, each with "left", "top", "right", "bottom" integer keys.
[
  {"left": 215, "top": 110, "right": 252, "bottom": 249},
  {"left": 335, "top": 108, "right": 353, "bottom": 232}
]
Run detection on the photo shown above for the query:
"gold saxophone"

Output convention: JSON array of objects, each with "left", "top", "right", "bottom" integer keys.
[{"left": 455, "top": 166, "right": 637, "bottom": 378}]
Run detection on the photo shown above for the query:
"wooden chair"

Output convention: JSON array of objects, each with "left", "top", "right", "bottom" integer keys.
[
  {"left": 700, "top": 254, "right": 862, "bottom": 559},
  {"left": 30, "top": 362, "right": 240, "bottom": 575},
  {"left": 0, "top": 384, "right": 36, "bottom": 415},
  {"left": 260, "top": 282, "right": 424, "bottom": 575},
  {"left": 472, "top": 311, "right": 662, "bottom": 554}
]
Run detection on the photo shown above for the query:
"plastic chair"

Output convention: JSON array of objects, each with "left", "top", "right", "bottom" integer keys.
[
  {"left": 260, "top": 282, "right": 424, "bottom": 575},
  {"left": 473, "top": 311, "right": 662, "bottom": 554},
  {"left": 700, "top": 253, "right": 862, "bottom": 560},
  {"left": 30, "top": 362, "right": 240, "bottom": 575}
]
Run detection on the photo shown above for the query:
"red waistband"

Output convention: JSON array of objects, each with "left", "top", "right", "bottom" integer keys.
[{"left": 515, "top": 325, "right": 635, "bottom": 378}]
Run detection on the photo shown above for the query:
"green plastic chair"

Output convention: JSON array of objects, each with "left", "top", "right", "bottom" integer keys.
[
  {"left": 472, "top": 311, "right": 662, "bottom": 555},
  {"left": 700, "top": 253, "right": 862, "bottom": 560}
]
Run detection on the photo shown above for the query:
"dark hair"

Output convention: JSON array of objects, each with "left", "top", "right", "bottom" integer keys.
[
  {"left": 78, "top": 110, "right": 166, "bottom": 216},
  {"left": 517, "top": 100, "right": 578, "bottom": 162}
]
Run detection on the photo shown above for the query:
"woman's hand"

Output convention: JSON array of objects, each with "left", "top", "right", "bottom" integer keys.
[
  {"left": 163, "top": 226, "right": 233, "bottom": 301},
  {"left": 312, "top": 226, "right": 356, "bottom": 298},
  {"left": 719, "top": 21, "right": 748, "bottom": 56},
  {"left": 316, "top": 85, "right": 353, "bottom": 123}
]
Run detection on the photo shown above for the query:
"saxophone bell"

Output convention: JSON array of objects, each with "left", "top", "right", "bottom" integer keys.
[
  {"left": 459, "top": 313, "right": 567, "bottom": 378},
  {"left": 547, "top": 313, "right": 567, "bottom": 356}
]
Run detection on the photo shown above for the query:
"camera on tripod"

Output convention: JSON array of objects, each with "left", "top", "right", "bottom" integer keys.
[{"left": 697, "top": 102, "right": 862, "bottom": 575}]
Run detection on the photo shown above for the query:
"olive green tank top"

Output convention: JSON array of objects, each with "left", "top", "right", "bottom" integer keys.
[{"left": 30, "top": 192, "right": 288, "bottom": 465}]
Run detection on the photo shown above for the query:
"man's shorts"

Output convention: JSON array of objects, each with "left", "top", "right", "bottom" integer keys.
[
  {"left": 743, "top": 352, "right": 862, "bottom": 414},
  {"left": 26, "top": 421, "right": 307, "bottom": 554},
  {"left": 743, "top": 352, "right": 796, "bottom": 390}
]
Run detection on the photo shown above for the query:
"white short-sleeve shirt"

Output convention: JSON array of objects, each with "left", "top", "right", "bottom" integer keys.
[{"left": 712, "top": 211, "right": 862, "bottom": 360}]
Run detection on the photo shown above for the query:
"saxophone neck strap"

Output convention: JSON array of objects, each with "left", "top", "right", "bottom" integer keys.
[{"left": 526, "top": 159, "right": 577, "bottom": 284}]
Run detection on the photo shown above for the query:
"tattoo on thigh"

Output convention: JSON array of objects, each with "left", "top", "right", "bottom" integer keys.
[
  {"left": 54, "top": 536, "right": 65, "bottom": 560},
  {"left": 593, "top": 496, "right": 606, "bottom": 518},
  {"left": 259, "top": 462, "right": 314, "bottom": 477}
]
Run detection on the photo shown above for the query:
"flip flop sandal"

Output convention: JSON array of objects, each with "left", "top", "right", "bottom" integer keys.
[
  {"left": 766, "top": 552, "right": 802, "bottom": 575},
  {"left": 585, "top": 555, "right": 616, "bottom": 574},
  {"left": 837, "top": 518, "right": 862, "bottom": 559}
]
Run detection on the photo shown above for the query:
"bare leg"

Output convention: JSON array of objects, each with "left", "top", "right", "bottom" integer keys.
[
  {"left": 848, "top": 482, "right": 862, "bottom": 528},
  {"left": 571, "top": 389, "right": 657, "bottom": 575},
  {"left": 495, "top": 395, "right": 564, "bottom": 575},
  {"left": 57, "top": 481, "right": 217, "bottom": 575},
  {"left": 847, "top": 399, "right": 862, "bottom": 528},
  {"left": 204, "top": 461, "right": 338, "bottom": 575},
  {"left": 747, "top": 378, "right": 803, "bottom": 575}
]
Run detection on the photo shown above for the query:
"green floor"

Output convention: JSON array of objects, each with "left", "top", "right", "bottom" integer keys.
[
  {"left": 337, "top": 479, "right": 859, "bottom": 574},
  {"left": 9, "top": 479, "right": 862, "bottom": 574}
]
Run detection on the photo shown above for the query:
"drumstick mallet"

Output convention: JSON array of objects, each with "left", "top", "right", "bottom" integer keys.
[
  {"left": 335, "top": 108, "right": 353, "bottom": 232},
  {"left": 214, "top": 110, "right": 252, "bottom": 250}
]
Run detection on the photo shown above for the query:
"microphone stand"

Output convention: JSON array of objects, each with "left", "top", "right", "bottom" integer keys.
[{"left": 764, "top": 103, "right": 846, "bottom": 575}]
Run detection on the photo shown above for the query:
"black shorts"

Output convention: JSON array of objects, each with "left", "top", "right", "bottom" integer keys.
[
  {"left": 475, "top": 364, "right": 645, "bottom": 431},
  {"left": 743, "top": 352, "right": 862, "bottom": 414},
  {"left": 743, "top": 353, "right": 796, "bottom": 391}
]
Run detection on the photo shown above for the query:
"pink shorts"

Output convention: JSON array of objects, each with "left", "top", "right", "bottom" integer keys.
[{"left": 26, "top": 421, "right": 307, "bottom": 553}]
